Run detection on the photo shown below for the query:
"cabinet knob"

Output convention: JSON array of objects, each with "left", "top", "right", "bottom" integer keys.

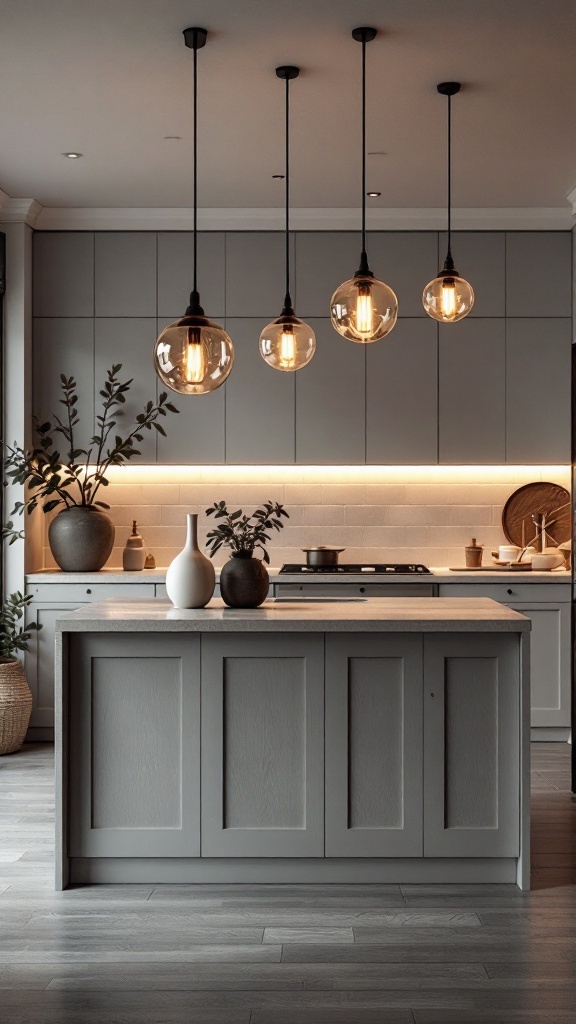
[
  {"left": 507, "top": 588, "right": 513, "bottom": 595},
  {"left": 86, "top": 588, "right": 92, "bottom": 595},
  {"left": 360, "top": 587, "right": 365, "bottom": 593}
]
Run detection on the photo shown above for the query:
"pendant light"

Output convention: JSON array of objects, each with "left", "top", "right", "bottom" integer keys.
[
  {"left": 330, "top": 28, "right": 398, "bottom": 344},
  {"left": 422, "top": 82, "right": 474, "bottom": 322},
  {"left": 154, "top": 28, "right": 234, "bottom": 395},
  {"left": 259, "top": 67, "right": 316, "bottom": 371}
]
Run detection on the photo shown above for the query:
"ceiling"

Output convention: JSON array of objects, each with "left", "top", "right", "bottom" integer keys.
[{"left": 1, "top": 0, "right": 575, "bottom": 210}]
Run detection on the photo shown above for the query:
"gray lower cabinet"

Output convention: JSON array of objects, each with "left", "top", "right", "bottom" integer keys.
[
  {"left": 438, "top": 583, "right": 571, "bottom": 729},
  {"left": 69, "top": 634, "right": 200, "bottom": 858},
  {"left": 200, "top": 633, "right": 325, "bottom": 857},
  {"left": 325, "top": 634, "right": 423, "bottom": 857},
  {"left": 25, "top": 582, "right": 157, "bottom": 730},
  {"left": 423, "top": 633, "right": 520, "bottom": 857}
]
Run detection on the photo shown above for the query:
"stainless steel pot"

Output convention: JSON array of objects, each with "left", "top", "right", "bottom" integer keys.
[{"left": 301, "top": 546, "right": 346, "bottom": 567}]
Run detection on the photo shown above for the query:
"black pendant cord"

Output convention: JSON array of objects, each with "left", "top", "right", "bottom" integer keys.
[
  {"left": 193, "top": 39, "right": 198, "bottom": 297},
  {"left": 284, "top": 73, "right": 292, "bottom": 312},
  {"left": 446, "top": 90, "right": 452, "bottom": 268},
  {"left": 360, "top": 33, "right": 367, "bottom": 266}
]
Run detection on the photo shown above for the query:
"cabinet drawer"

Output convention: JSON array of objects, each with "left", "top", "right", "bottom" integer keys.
[
  {"left": 274, "top": 583, "right": 436, "bottom": 598},
  {"left": 438, "top": 583, "right": 570, "bottom": 603},
  {"left": 28, "top": 583, "right": 157, "bottom": 603}
]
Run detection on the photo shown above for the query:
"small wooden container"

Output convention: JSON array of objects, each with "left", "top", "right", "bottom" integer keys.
[{"left": 465, "top": 538, "right": 483, "bottom": 568}]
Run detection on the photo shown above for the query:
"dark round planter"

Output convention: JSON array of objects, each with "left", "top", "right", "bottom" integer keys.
[
  {"left": 48, "top": 506, "right": 115, "bottom": 572},
  {"left": 220, "top": 553, "right": 269, "bottom": 608}
]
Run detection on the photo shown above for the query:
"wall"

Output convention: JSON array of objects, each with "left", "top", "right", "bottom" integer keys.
[{"left": 40, "top": 465, "right": 572, "bottom": 570}]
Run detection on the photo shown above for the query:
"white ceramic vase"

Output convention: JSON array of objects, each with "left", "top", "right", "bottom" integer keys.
[{"left": 166, "top": 514, "right": 215, "bottom": 609}]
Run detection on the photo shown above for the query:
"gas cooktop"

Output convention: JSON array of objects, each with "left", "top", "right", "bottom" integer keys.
[{"left": 278, "top": 563, "right": 432, "bottom": 575}]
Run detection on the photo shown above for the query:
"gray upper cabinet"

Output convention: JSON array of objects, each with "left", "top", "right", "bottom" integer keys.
[
  {"left": 225, "top": 232, "right": 295, "bottom": 317},
  {"left": 296, "top": 319, "right": 365, "bottom": 464},
  {"left": 33, "top": 233, "right": 94, "bottom": 316},
  {"left": 439, "top": 318, "right": 506, "bottom": 463},
  {"left": 506, "top": 232, "right": 572, "bottom": 317},
  {"left": 95, "top": 233, "right": 157, "bottom": 317},
  {"left": 33, "top": 318, "right": 95, "bottom": 453},
  {"left": 295, "top": 232, "right": 438, "bottom": 318},
  {"left": 506, "top": 318, "right": 572, "bottom": 463},
  {"left": 438, "top": 232, "right": 505, "bottom": 317},
  {"left": 157, "top": 232, "right": 225, "bottom": 319},
  {"left": 225, "top": 318, "right": 295, "bottom": 464},
  {"left": 94, "top": 318, "right": 158, "bottom": 462},
  {"left": 155, "top": 317, "right": 225, "bottom": 465},
  {"left": 366, "top": 318, "right": 438, "bottom": 464}
]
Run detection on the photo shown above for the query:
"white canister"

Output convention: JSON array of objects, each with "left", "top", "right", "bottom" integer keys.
[{"left": 499, "top": 544, "right": 521, "bottom": 563}]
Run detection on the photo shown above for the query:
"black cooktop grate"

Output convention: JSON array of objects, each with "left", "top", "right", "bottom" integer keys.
[{"left": 278, "top": 564, "right": 432, "bottom": 575}]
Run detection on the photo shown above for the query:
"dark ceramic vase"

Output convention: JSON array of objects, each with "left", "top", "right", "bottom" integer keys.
[
  {"left": 219, "top": 552, "right": 269, "bottom": 608},
  {"left": 48, "top": 506, "right": 115, "bottom": 572}
]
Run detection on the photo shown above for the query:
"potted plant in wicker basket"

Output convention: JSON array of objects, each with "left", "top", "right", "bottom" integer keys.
[
  {"left": 205, "top": 500, "right": 289, "bottom": 608},
  {"left": 2, "top": 365, "right": 179, "bottom": 572},
  {"left": 0, "top": 593, "right": 40, "bottom": 755}
]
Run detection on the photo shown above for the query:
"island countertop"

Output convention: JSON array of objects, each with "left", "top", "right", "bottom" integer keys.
[{"left": 55, "top": 596, "right": 530, "bottom": 633}]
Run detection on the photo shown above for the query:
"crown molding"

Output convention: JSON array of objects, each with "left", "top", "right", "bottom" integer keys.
[
  {"left": 32, "top": 204, "right": 574, "bottom": 232},
  {"left": 0, "top": 193, "right": 43, "bottom": 226}
]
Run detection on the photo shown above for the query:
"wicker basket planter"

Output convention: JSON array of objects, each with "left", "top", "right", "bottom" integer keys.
[{"left": 0, "top": 658, "right": 32, "bottom": 755}]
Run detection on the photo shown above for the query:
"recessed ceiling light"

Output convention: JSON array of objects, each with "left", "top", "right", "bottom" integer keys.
[
  {"left": 367, "top": 191, "right": 381, "bottom": 197},
  {"left": 62, "top": 152, "right": 82, "bottom": 159},
  {"left": 272, "top": 174, "right": 285, "bottom": 179}
]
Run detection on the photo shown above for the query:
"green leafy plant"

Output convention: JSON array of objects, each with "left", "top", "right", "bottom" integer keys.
[
  {"left": 0, "top": 592, "right": 41, "bottom": 659},
  {"left": 205, "top": 501, "right": 289, "bottom": 564},
  {"left": 2, "top": 365, "right": 179, "bottom": 542}
]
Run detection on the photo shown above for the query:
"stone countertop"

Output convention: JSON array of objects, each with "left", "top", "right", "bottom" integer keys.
[
  {"left": 27, "top": 566, "right": 571, "bottom": 585},
  {"left": 55, "top": 596, "right": 530, "bottom": 634}
]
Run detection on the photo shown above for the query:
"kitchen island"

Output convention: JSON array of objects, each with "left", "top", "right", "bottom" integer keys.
[{"left": 55, "top": 597, "right": 531, "bottom": 890}]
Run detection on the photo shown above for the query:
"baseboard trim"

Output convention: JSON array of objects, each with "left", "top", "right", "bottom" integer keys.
[
  {"left": 531, "top": 727, "right": 571, "bottom": 742},
  {"left": 68, "top": 857, "right": 519, "bottom": 886}
]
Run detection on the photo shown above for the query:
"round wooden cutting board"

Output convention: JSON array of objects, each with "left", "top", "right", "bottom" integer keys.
[{"left": 502, "top": 481, "right": 571, "bottom": 548}]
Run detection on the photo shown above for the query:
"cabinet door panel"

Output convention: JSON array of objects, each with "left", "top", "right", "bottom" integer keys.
[
  {"left": 157, "top": 232, "right": 225, "bottom": 319},
  {"left": 506, "top": 318, "right": 571, "bottom": 463},
  {"left": 438, "top": 232, "right": 505, "bottom": 317},
  {"left": 25, "top": 602, "right": 88, "bottom": 727},
  {"left": 506, "top": 232, "right": 572, "bottom": 317},
  {"left": 94, "top": 318, "right": 158, "bottom": 462},
  {"left": 439, "top": 318, "right": 505, "bottom": 463},
  {"left": 508, "top": 602, "right": 570, "bottom": 727},
  {"left": 155, "top": 316, "right": 225, "bottom": 464},
  {"left": 225, "top": 318, "right": 295, "bottom": 464},
  {"left": 325, "top": 634, "right": 423, "bottom": 857},
  {"left": 95, "top": 233, "right": 157, "bottom": 317},
  {"left": 225, "top": 233, "right": 295, "bottom": 317},
  {"left": 296, "top": 319, "right": 365, "bottom": 464},
  {"left": 34, "top": 319, "right": 95, "bottom": 453},
  {"left": 424, "top": 634, "right": 520, "bottom": 857},
  {"left": 69, "top": 634, "right": 200, "bottom": 857},
  {"left": 201, "top": 634, "right": 324, "bottom": 856},
  {"left": 33, "top": 233, "right": 94, "bottom": 317},
  {"left": 366, "top": 318, "right": 438, "bottom": 464}
]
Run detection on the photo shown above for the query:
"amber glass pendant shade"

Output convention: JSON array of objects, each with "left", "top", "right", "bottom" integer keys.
[
  {"left": 422, "top": 269, "right": 475, "bottom": 323},
  {"left": 154, "top": 311, "right": 234, "bottom": 395},
  {"left": 330, "top": 273, "right": 398, "bottom": 343},
  {"left": 153, "top": 27, "right": 234, "bottom": 394},
  {"left": 259, "top": 313, "right": 316, "bottom": 371}
]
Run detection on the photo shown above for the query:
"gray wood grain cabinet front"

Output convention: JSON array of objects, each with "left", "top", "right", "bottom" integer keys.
[{"left": 65, "top": 629, "right": 522, "bottom": 872}]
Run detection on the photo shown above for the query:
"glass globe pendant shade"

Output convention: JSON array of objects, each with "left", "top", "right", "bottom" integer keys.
[
  {"left": 154, "top": 314, "right": 234, "bottom": 395},
  {"left": 422, "top": 271, "right": 475, "bottom": 323},
  {"left": 330, "top": 274, "right": 398, "bottom": 343},
  {"left": 259, "top": 314, "right": 316, "bottom": 372}
]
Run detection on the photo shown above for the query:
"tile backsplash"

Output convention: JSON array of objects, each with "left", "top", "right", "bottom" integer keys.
[{"left": 39, "top": 466, "right": 572, "bottom": 571}]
